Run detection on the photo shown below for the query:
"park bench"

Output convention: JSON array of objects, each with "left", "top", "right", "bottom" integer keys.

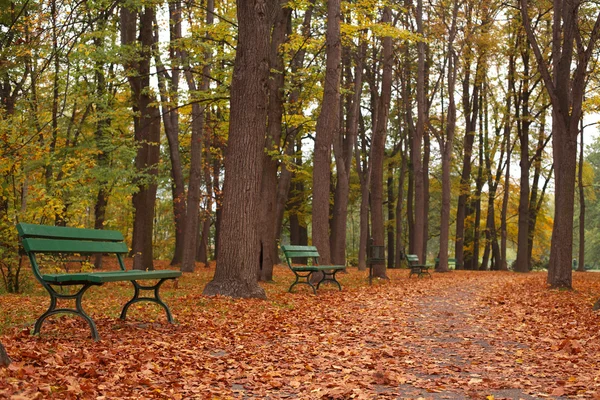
[
  {"left": 281, "top": 245, "right": 344, "bottom": 294},
  {"left": 17, "top": 223, "right": 181, "bottom": 340},
  {"left": 407, "top": 254, "right": 433, "bottom": 278},
  {"left": 435, "top": 257, "right": 461, "bottom": 270}
]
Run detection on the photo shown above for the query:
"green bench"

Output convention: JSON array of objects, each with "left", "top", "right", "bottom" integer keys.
[
  {"left": 406, "top": 254, "right": 433, "bottom": 278},
  {"left": 435, "top": 257, "right": 461, "bottom": 270},
  {"left": 281, "top": 245, "right": 344, "bottom": 294},
  {"left": 17, "top": 223, "right": 181, "bottom": 340}
]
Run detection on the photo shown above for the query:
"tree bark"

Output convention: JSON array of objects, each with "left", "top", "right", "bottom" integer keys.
[
  {"left": 331, "top": 39, "right": 364, "bottom": 266},
  {"left": 156, "top": 0, "right": 185, "bottom": 266},
  {"left": 578, "top": 119, "right": 586, "bottom": 272},
  {"left": 312, "top": 0, "right": 342, "bottom": 265},
  {"left": 412, "top": 0, "right": 426, "bottom": 261},
  {"left": 181, "top": 0, "right": 214, "bottom": 272},
  {"left": 514, "top": 47, "right": 531, "bottom": 273},
  {"left": 369, "top": 6, "right": 394, "bottom": 279},
  {"left": 122, "top": 5, "right": 161, "bottom": 271},
  {"left": 520, "top": 0, "right": 600, "bottom": 288},
  {"left": 259, "top": 3, "right": 291, "bottom": 281},
  {"left": 202, "top": 0, "right": 275, "bottom": 298},
  {"left": 437, "top": 1, "right": 459, "bottom": 272},
  {"left": 0, "top": 342, "right": 10, "bottom": 367}
]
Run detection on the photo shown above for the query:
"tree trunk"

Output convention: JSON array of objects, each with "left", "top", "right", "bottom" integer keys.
[
  {"left": 369, "top": 6, "right": 393, "bottom": 279},
  {"left": 122, "top": 5, "right": 160, "bottom": 271},
  {"left": 500, "top": 50, "right": 515, "bottom": 272},
  {"left": 395, "top": 136, "right": 408, "bottom": 269},
  {"left": 514, "top": 48, "right": 531, "bottom": 273},
  {"left": 455, "top": 54, "right": 481, "bottom": 270},
  {"left": 520, "top": 0, "right": 600, "bottom": 288},
  {"left": 331, "top": 40, "right": 364, "bottom": 266},
  {"left": 156, "top": 0, "right": 185, "bottom": 266},
  {"left": 275, "top": 1, "right": 315, "bottom": 248},
  {"left": 412, "top": 0, "right": 426, "bottom": 261},
  {"left": 181, "top": 0, "right": 214, "bottom": 272},
  {"left": 527, "top": 110, "right": 551, "bottom": 267},
  {"left": 437, "top": 4, "right": 459, "bottom": 272},
  {"left": 387, "top": 164, "right": 395, "bottom": 268},
  {"left": 355, "top": 117, "right": 370, "bottom": 271},
  {"left": 92, "top": 20, "right": 112, "bottom": 270},
  {"left": 577, "top": 121, "right": 586, "bottom": 272},
  {"left": 259, "top": 4, "right": 291, "bottom": 282},
  {"left": 203, "top": 0, "right": 275, "bottom": 299},
  {"left": 312, "top": 0, "right": 342, "bottom": 265},
  {"left": 0, "top": 342, "right": 10, "bottom": 367}
]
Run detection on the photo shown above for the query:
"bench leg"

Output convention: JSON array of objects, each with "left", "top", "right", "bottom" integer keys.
[
  {"left": 35, "top": 283, "right": 101, "bottom": 341},
  {"left": 316, "top": 270, "right": 342, "bottom": 291},
  {"left": 120, "top": 279, "right": 175, "bottom": 323},
  {"left": 289, "top": 271, "right": 317, "bottom": 295}
]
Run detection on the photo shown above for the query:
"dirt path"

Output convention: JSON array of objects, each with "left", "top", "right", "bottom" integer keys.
[{"left": 388, "top": 276, "right": 566, "bottom": 399}]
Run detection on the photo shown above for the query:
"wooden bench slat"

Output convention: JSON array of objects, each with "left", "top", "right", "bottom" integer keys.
[
  {"left": 283, "top": 251, "right": 321, "bottom": 258},
  {"left": 22, "top": 238, "right": 129, "bottom": 254},
  {"left": 17, "top": 223, "right": 124, "bottom": 241},
  {"left": 42, "top": 270, "right": 181, "bottom": 284}
]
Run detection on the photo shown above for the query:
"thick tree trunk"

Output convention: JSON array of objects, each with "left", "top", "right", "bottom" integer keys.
[
  {"left": 312, "top": 0, "right": 341, "bottom": 265},
  {"left": 259, "top": 4, "right": 291, "bottom": 282},
  {"left": 203, "top": 0, "right": 274, "bottom": 299},
  {"left": 520, "top": 0, "right": 600, "bottom": 288}
]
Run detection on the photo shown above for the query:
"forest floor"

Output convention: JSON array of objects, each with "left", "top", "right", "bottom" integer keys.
[{"left": 1, "top": 261, "right": 600, "bottom": 399}]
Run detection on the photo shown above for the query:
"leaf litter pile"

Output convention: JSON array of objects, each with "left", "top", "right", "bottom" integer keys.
[{"left": 2, "top": 263, "right": 600, "bottom": 399}]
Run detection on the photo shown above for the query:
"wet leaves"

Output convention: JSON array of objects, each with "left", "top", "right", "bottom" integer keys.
[{"left": 1, "top": 266, "right": 600, "bottom": 398}]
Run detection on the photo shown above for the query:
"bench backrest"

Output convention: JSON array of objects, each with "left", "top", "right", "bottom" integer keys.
[
  {"left": 17, "top": 223, "right": 128, "bottom": 282},
  {"left": 406, "top": 254, "right": 420, "bottom": 265},
  {"left": 281, "top": 245, "right": 320, "bottom": 267}
]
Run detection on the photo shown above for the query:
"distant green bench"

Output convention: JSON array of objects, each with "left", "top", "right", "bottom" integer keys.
[
  {"left": 281, "top": 245, "right": 344, "bottom": 294},
  {"left": 435, "top": 257, "right": 461, "bottom": 270},
  {"left": 406, "top": 254, "right": 433, "bottom": 278},
  {"left": 17, "top": 223, "right": 181, "bottom": 340}
]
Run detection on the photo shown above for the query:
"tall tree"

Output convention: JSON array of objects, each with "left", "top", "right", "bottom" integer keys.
[
  {"left": 520, "top": 0, "right": 600, "bottom": 288},
  {"left": 156, "top": 0, "right": 185, "bottom": 266},
  {"left": 514, "top": 35, "right": 533, "bottom": 273},
  {"left": 433, "top": 0, "right": 460, "bottom": 273},
  {"left": 121, "top": 4, "right": 161, "bottom": 270},
  {"left": 259, "top": 1, "right": 291, "bottom": 281},
  {"left": 331, "top": 37, "right": 364, "bottom": 266},
  {"left": 412, "top": 0, "right": 427, "bottom": 261},
  {"left": 203, "top": 0, "right": 275, "bottom": 298},
  {"left": 369, "top": 6, "right": 394, "bottom": 279},
  {"left": 312, "top": 0, "right": 342, "bottom": 265},
  {"left": 180, "top": 0, "right": 214, "bottom": 273}
]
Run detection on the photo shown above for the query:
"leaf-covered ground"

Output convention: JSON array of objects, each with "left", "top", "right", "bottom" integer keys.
[{"left": 2, "top": 262, "right": 600, "bottom": 399}]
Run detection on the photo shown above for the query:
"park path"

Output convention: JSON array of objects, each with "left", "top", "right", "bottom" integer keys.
[{"left": 384, "top": 274, "right": 567, "bottom": 400}]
